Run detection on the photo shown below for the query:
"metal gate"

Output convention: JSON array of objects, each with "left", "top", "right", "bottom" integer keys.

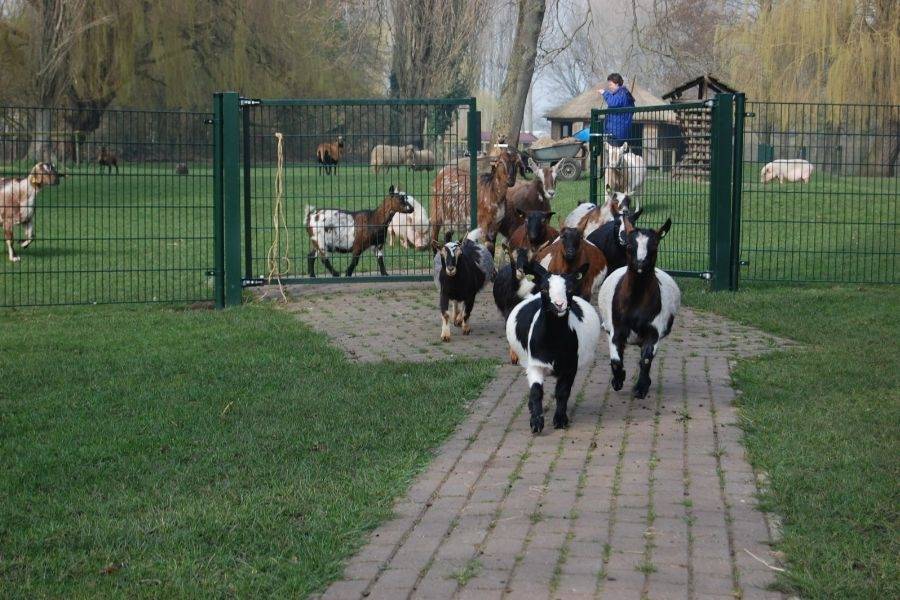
[
  {"left": 589, "top": 93, "right": 746, "bottom": 290},
  {"left": 212, "top": 92, "right": 480, "bottom": 307}
]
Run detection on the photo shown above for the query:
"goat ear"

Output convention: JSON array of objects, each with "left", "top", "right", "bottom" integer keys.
[
  {"left": 631, "top": 207, "right": 644, "bottom": 223},
  {"left": 544, "top": 211, "right": 555, "bottom": 222},
  {"left": 621, "top": 142, "right": 629, "bottom": 153},
  {"left": 527, "top": 157, "right": 539, "bottom": 172},
  {"left": 658, "top": 218, "right": 672, "bottom": 238},
  {"left": 531, "top": 262, "right": 549, "bottom": 282},
  {"left": 444, "top": 231, "right": 454, "bottom": 243},
  {"left": 388, "top": 184, "right": 395, "bottom": 195}
]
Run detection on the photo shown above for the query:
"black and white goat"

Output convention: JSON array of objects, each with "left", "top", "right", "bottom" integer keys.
[
  {"left": 597, "top": 217, "right": 680, "bottom": 399},
  {"left": 433, "top": 232, "right": 495, "bottom": 342},
  {"left": 506, "top": 263, "right": 601, "bottom": 433},
  {"left": 586, "top": 206, "right": 643, "bottom": 273}
]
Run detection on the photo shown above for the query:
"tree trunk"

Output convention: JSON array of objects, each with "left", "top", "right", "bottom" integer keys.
[{"left": 490, "top": 0, "right": 546, "bottom": 148}]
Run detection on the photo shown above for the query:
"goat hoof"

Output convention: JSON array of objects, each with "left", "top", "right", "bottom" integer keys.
[
  {"left": 611, "top": 373, "right": 625, "bottom": 391},
  {"left": 553, "top": 412, "right": 569, "bottom": 429},
  {"left": 462, "top": 324, "right": 471, "bottom": 335},
  {"left": 441, "top": 333, "right": 451, "bottom": 343},
  {"left": 530, "top": 414, "right": 544, "bottom": 434},
  {"left": 9, "top": 256, "right": 20, "bottom": 263},
  {"left": 454, "top": 315, "right": 464, "bottom": 326},
  {"left": 508, "top": 348, "right": 519, "bottom": 365},
  {"left": 632, "top": 382, "right": 650, "bottom": 399}
]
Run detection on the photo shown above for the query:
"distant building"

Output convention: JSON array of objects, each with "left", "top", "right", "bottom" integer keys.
[
  {"left": 543, "top": 83, "right": 680, "bottom": 169},
  {"left": 480, "top": 131, "right": 538, "bottom": 153}
]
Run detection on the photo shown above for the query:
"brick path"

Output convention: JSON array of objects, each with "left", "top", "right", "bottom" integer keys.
[{"left": 279, "top": 282, "right": 789, "bottom": 600}]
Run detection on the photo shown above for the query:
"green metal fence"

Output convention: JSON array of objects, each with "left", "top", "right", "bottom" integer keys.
[
  {"left": 740, "top": 101, "right": 899, "bottom": 283},
  {"left": 589, "top": 93, "right": 744, "bottom": 289},
  {"left": 214, "top": 93, "right": 479, "bottom": 304},
  {"left": 1, "top": 105, "right": 214, "bottom": 307}
]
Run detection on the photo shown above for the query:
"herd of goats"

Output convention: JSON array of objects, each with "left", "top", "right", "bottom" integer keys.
[{"left": 306, "top": 140, "right": 679, "bottom": 432}]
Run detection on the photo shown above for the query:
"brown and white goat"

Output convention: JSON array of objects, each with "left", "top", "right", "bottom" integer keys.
[
  {"left": 563, "top": 187, "right": 631, "bottom": 237},
  {"left": 316, "top": 135, "right": 345, "bottom": 175},
  {"left": 1, "top": 162, "right": 64, "bottom": 262},
  {"left": 306, "top": 185, "right": 414, "bottom": 277},
  {"left": 535, "top": 227, "right": 608, "bottom": 300},
  {"left": 429, "top": 148, "right": 520, "bottom": 251},
  {"left": 97, "top": 146, "right": 118, "bottom": 174}
]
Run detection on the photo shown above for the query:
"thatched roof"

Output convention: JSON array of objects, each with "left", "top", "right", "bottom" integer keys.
[{"left": 544, "top": 83, "right": 676, "bottom": 124}]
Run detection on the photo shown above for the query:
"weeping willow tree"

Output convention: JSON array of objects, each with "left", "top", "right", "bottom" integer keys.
[{"left": 720, "top": 0, "right": 899, "bottom": 174}]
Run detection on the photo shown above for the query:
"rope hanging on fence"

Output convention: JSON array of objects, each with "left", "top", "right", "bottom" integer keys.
[{"left": 266, "top": 132, "right": 291, "bottom": 300}]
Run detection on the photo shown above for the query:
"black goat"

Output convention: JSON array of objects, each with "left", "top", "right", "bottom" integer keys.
[
  {"left": 586, "top": 207, "right": 643, "bottom": 273},
  {"left": 432, "top": 233, "right": 495, "bottom": 342}
]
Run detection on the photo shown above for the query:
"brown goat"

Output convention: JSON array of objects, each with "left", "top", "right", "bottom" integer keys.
[
  {"left": 316, "top": 135, "right": 344, "bottom": 175},
  {"left": 429, "top": 148, "right": 520, "bottom": 250},
  {"left": 97, "top": 146, "right": 118, "bottom": 174},
  {"left": 497, "top": 160, "right": 557, "bottom": 239},
  {"left": 535, "top": 227, "right": 608, "bottom": 300},
  {"left": 507, "top": 209, "right": 558, "bottom": 252}
]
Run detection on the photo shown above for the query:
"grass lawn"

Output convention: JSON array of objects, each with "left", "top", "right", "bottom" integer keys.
[
  {"left": 682, "top": 282, "right": 900, "bottom": 599},
  {"left": 0, "top": 304, "right": 496, "bottom": 597}
]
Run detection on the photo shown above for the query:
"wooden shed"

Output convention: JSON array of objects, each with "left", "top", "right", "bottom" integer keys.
[{"left": 662, "top": 75, "right": 738, "bottom": 179}]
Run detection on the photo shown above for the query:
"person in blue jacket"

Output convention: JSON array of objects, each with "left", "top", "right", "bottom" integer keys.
[{"left": 601, "top": 73, "right": 635, "bottom": 146}]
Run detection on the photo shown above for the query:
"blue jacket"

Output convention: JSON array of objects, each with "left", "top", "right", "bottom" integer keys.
[{"left": 602, "top": 87, "right": 635, "bottom": 144}]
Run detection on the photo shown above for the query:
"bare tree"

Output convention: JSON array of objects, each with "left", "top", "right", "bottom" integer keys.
[{"left": 491, "top": 0, "right": 548, "bottom": 146}]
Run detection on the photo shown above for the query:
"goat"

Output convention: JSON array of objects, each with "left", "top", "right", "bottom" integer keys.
[
  {"left": 563, "top": 187, "right": 631, "bottom": 236},
  {"left": 316, "top": 135, "right": 345, "bottom": 175},
  {"left": 507, "top": 209, "right": 557, "bottom": 252},
  {"left": 432, "top": 232, "right": 495, "bottom": 342},
  {"left": 1, "top": 162, "right": 64, "bottom": 262},
  {"left": 388, "top": 194, "right": 430, "bottom": 250},
  {"left": 506, "top": 262, "right": 601, "bottom": 432},
  {"left": 493, "top": 244, "right": 537, "bottom": 364},
  {"left": 761, "top": 159, "right": 813, "bottom": 184},
  {"left": 586, "top": 206, "right": 644, "bottom": 273},
  {"left": 498, "top": 157, "right": 556, "bottom": 240},
  {"left": 597, "top": 217, "right": 680, "bottom": 399},
  {"left": 429, "top": 148, "right": 519, "bottom": 250},
  {"left": 305, "top": 185, "right": 414, "bottom": 277},
  {"left": 404, "top": 146, "right": 436, "bottom": 171},
  {"left": 97, "top": 146, "right": 119, "bottom": 174},
  {"left": 536, "top": 227, "right": 608, "bottom": 300},
  {"left": 175, "top": 162, "right": 189, "bottom": 175},
  {"left": 604, "top": 141, "right": 646, "bottom": 199},
  {"left": 370, "top": 144, "right": 413, "bottom": 174}
]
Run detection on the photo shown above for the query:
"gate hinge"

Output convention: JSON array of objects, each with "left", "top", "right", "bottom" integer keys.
[
  {"left": 700, "top": 272, "right": 713, "bottom": 280},
  {"left": 745, "top": 112, "right": 756, "bottom": 118},
  {"left": 203, "top": 118, "right": 214, "bottom": 125},
  {"left": 240, "top": 97, "right": 261, "bottom": 107},
  {"left": 205, "top": 269, "right": 217, "bottom": 276},
  {"left": 739, "top": 259, "right": 750, "bottom": 266},
  {"left": 242, "top": 277, "right": 266, "bottom": 287}
]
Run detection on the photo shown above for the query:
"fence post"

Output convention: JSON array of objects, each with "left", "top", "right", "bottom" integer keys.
[
  {"left": 730, "top": 93, "right": 747, "bottom": 290},
  {"left": 709, "top": 93, "right": 736, "bottom": 291},
  {"left": 216, "top": 91, "right": 243, "bottom": 307},
  {"left": 589, "top": 109, "right": 599, "bottom": 205},
  {"left": 467, "top": 105, "right": 480, "bottom": 230},
  {"left": 213, "top": 94, "right": 224, "bottom": 308},
  {"left": 242, "top": 104, "right": 253, "bottom": 280}
]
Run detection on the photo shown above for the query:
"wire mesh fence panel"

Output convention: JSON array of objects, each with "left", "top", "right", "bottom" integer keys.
[
  {"left": 242, "top": 99, "right": 477, "bottom": 283},
  {"left": 591, "top": 101, "right": 713, "bottom": 276},
  {"left": 0, "top": 106, "right": 214, "bottom": 306},
  {"left": 741, "top": 102, "right": 899, "bottom": 283}
]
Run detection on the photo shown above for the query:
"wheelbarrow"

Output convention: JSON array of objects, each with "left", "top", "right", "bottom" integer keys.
[{"left": 525, "top": 141, "right": 585, "bottom": 181}]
